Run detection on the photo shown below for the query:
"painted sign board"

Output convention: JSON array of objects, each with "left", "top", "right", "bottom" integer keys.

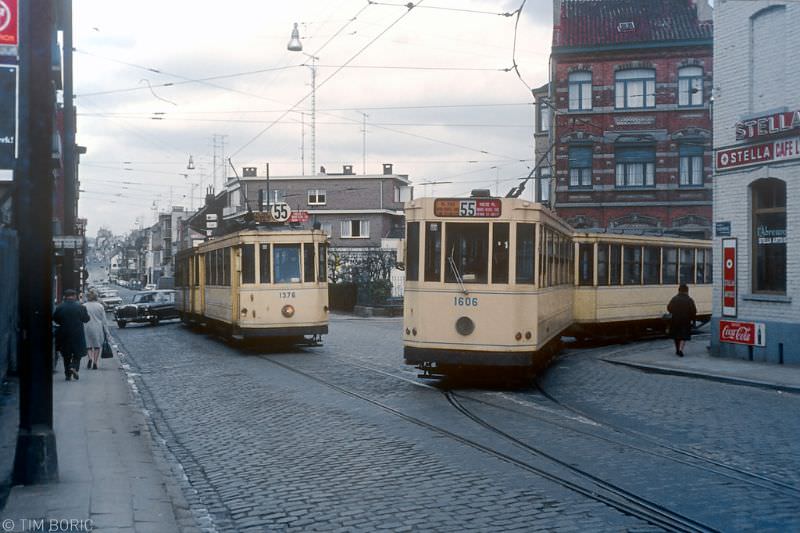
[
  {"left": 722, "top": 238, "right": 737, "bottom": 317},
  {"left": 434, "top": 198, "right": 502, "bottom": 218},
  {"left": 719, "top": 320, "right": 766, "bottom": 347},
  {"left": 716, "top": 136, "right": 800, "bottom": 171},
  {"left": 715, "top": 221, "right": 731, "bottom": 237},
  {"left": 736, "top": 110, "right": 800, "bottom": 141},
  {"left": 289, "top": 210, "right": 309, "bottom": 223},
  {"left": 0, "top": 64, "right": 16, "bottom": 173}
]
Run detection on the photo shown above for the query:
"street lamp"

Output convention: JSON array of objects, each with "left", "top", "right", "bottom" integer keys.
[{"left": 287, "top": 22, "right": 318, "bottom": 176}]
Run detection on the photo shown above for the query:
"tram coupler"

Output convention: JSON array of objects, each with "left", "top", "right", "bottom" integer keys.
[
  {"left": 304, "top": 334, "right": 323, "bottom": 347},
  {"left": 417, "top": 363, "right": 444, "bottom": 379}
]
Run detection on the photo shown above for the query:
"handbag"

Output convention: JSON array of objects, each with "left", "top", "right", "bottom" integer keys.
[{"left": 101, "top": 333, "right": 114, "bottom": 359}]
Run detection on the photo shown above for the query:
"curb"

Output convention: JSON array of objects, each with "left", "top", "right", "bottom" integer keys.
[{"left": 602, "top": 358, "right": 800, "bottom": 395}]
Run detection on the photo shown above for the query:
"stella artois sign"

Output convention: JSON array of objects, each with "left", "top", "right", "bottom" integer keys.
[{"left": 719, "top": 320, "right": 765, "bottom": 347}]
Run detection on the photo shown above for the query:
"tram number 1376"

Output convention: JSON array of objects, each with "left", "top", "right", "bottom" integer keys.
[{"left": 453, "top": 296, "right": 479, "bottom": 307}]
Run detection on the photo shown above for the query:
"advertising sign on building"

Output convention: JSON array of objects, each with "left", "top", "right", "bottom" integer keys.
[
  {"left": 0, "top": 64, "right": 16, "bottom": 174},
  {"left": 716, "top": 136, "right": 800, "bottom": 171},
  {"left": 0, "top": 0, "right": 18, "bottom": 47},
  {"left": 722, "top": 238, "right": 737, "bottom": 317},
  {"left": 719, "top": 320, "right": 766, "bottom": 347},
  {"left": 433, "top": 198, "right": 502, "bottom": 218},
  {"left": 288, "top": 210, "right": 309, "bottom": 223},
  {"left": 736, "top": 110, "right": 800, "bottom": 141}
]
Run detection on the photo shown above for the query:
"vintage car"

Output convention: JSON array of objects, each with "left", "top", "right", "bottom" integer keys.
[
  {"left": 99, "top": 289, "right": 123, "bottom": 310},
  {"left": 114, "top": 290, "right": 179, "bottom": 328}
]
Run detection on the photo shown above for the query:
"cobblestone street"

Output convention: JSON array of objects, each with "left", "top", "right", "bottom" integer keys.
[{"left": 112, "top": 315, "right": 800, "bottom": 531}]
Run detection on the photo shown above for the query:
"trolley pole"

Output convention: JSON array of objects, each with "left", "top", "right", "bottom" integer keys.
[{"left": 13, "top": 0, "right": 59, "bottom": 484}]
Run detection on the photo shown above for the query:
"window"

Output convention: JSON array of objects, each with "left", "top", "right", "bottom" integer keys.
[
  {"left": 643, "top": 247, "right": 661, "bottom": 284},
  {"left": 193, "top": 256, "right": 200, "bottom": 287},
  {"left": 678, "top": 66, "right": 703, "bottom": 107},
  {"left": 538, "top": 100, "right": 550, "bottom": 132},
  {"left": 273, "top": 244, "right": 301, "bottom": 284},
  {"left": 271, "top": 190, "right": 285, "bottom": 203},
  {"left": 609, "top": 244, "right": 622, "bottom": 286},
  {"left": 424, "top": 222, "right": 442, "bottom": 282},
  {"left": 679, "top": 248, "right": 695, "bottom": 284},
  {"left": 308, "top": 189, "right": 326, "bottom": 205},
  {"left": 259, "top": 244, "right": 271, "bottom": 284},
  {"left": 406, "top": 222, "right": 420, "bottom": 282},
  {"left": 597, "top": 244, "right": 609, "bottom": 286},
  {"left": 492, "top": 223, "right": 509, "bottom": 284},
  {"left": 341, "top": 220, "right": 369, "bottom": 238},
  {"left": 539, "top": 167, "right": 551, "bottom": 204},
  {"left": 696, "top": 249, "right": 706, "bottom": 285},
  {"left": 445, "top": 223, "right": 489, "bottom": 284},
  {"left": 241, "top": 244, "right": 255, "bottom": 284},
  {"left": 568, "top": 71, "right": 592, "bottom": 111},
  {"left": 223, "top": 248, "right": 231, "bottom": 286},
  {"left": 516, "top": 223, "right": 535, "bottom": 284},
  {"left": 679, "top": 144, "right": 704, "bottom": 186},
  {"left": 303, "top": 243, "right": 316, "bottom": 282},
  {"left": 578, "top": 243, "right": 594, "bottom": 286},
  {"left": 615, "top": 69, "right": 655, "bottom": 109},
  {"left": 663, "top": 247, "right": 678, "bottom": 285},
  {"left": 623, "top": 246, "right": 642, "bottom": 285},
  {"left": 318, "top": 223, "right": 332, "bottom": 236},
  {"left": 318, "top": 243, "right": 328, "bottom": 283},
  {"left": 752, "top": 179, "right": 786, "bottom": 293},
  {"left": 569, "top": 146, "right": 593, "bottom": 188},
  {"left": 615, "top": 146, "right": 655, "bottom": 188}
]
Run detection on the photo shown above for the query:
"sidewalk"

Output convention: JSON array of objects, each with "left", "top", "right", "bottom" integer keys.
[
  {"left": 0, "top": 349, "right": 186, "bottom": 532},
  {"left": 600, "top": 337, "right": 800, "bottom": 394}
]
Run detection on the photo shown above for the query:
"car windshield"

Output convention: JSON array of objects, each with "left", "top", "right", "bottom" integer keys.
[
  {"left": 102, "top": 291, "right": 118, "bottom": 298},
  {"left": 133, "top": 293, "right": 155, "bottom": 304}
]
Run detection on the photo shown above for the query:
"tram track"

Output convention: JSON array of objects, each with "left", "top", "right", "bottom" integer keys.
[{"left": 258, "top": 354, "right": 717, "bottom": 533}]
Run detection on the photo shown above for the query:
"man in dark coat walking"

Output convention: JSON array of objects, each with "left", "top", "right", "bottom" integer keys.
[
  {"left": 667, "top": 283, "right": 697, "bottom": 357},
  {"left": 53, "top": 289, "right": 90, "bottom": 380}
]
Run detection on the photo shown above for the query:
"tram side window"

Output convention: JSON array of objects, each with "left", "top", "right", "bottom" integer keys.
[
  {"left": 643, "top": 246, "right": 661, "bottom": 284},
  {"left": 206, "top": 252, "right": 214, "bottom": 285},
  {"left": 304, "top": 243, "right": 316, "bottom": 282},
  {"left": 242, "top": 244, "right": 255, "bottom": 284},
  {"left": 445, "top": 223, "right": 488, "bottom": 284},
  {"left": 663, "top": 248, "right": 678, "bottom": 285},
  {"left": 547, "top": 231, "right": 555, "bottom": 287},
  {"left": 318, "top": 244, "right": 328, "bottom": 283},
  {"left": 274, "top": 244, "right": 301, "bottom": 283},
  {"left": 679, "top": 248, "right": 695, "bottom": 284},
  {"left": 259, "top": 244, "right": 271, "bottom": 284},
  {"left": 578, "top": 244, "right": 594, "bottom": 286},
  {"left": 609, "top": 244, "right": 622, "bottom": 285},
  {"left": 695, "top": 249, "right": 706, "bottom": 285},
  {"left": 623, "top": 246, "right": 642, "bottom": 285},
  {"left": 215, "top": 249, "right": 222, "bottom": 286},
  {"left": 405, "top": 222, "right": 420, "bottom": 282},
  {"left": 516, "top": 223, "right": 535, "bottom": 284},
  {"left": 597, "top": 244, "right": 609, "bottom": 286},
  {"left": 705, "top": 249, "right": 713, "bottom": 283},
  {"left": 492, "top": 223, "right": 509, "bottom": 284},
  {"left": 194, "top": 256, "right": 200, "bottom": 287},
  {"left": 224, "top": 249, "right": 231, "bottom": 286},
  {"left": 424, "top": 222, "right": 442, "bottom": 282}
]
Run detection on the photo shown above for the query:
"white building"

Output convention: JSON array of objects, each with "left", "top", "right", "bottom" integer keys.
[{"left": 711, "top": 2, "right": 800, "bottom": 364}]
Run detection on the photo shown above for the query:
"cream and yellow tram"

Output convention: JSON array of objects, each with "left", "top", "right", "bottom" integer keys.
[
  {"left": 570, "top": 233, "right": 712, "bottom": 339},
  {"left": 175, "top": 228, "right": 329, "bottom": 343},
  {"left": 403, "top": 194, "right": 575, "bottom": 374}
]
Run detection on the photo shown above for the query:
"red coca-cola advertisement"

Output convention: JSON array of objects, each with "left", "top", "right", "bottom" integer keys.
[
  {"left": 719, "top": 320, "right": 765, "bottom": 347},
  {"left": 722, "top": 239, "right": 737, "bottom": 317},
  {"left": 0, "top": 0, "right": 17, "bottom": 46}
]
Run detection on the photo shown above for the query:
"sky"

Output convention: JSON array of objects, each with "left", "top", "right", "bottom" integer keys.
[{"left": 73, "top": 0, "right": 555, "bottom": 236}]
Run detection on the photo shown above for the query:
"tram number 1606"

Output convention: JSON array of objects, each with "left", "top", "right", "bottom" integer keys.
[{"left": 453, "top": 296, "right": 478, "bottom": 307}]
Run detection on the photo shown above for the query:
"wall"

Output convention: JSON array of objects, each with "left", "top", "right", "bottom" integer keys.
[{"left": 0, "top": 228, "right": 18, "bottom": 382}]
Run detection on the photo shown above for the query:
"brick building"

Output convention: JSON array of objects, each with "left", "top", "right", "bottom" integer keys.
[
  {"left": 710, "top": 2, "right": 800, "bottom": 365},
  {"left": 547, "top": 0, "right": 713, "bottom": 238}
]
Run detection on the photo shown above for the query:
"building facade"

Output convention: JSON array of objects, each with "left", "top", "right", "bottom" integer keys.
[
  {"left": 710, "top": 2, "right": 800, "bottom": 365},
  {"left": 549, "top": 0, "right": 713, "bottom": 238}
]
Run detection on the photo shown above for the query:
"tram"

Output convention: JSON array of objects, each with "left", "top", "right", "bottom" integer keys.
[
  {"left": 402, "top": 193, "right": 712, "bottom": 375},
  {"left": 175, "top": 227, "right": 329, "bottom": 343}
]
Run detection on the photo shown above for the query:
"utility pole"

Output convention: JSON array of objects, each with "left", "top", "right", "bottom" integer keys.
[
  {"left": 360, "top": 112, "right": 368, "bottom": 175},
  {"left": 13, "top": 0, "right": 59, "bottom": 484}
]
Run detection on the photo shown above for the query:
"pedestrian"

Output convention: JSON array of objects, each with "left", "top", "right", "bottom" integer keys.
[
  {"left": 667, "top": 283, "right": 697, "bottom": 357},
  {"left": 84, "top": 290, "right": 109, "bottom": 370},
  {"left": 53, "top": 289, "right": 90, "bottom": 380}
]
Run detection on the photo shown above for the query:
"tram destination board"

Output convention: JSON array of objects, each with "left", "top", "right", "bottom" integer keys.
[{"left": 434, "top": 198, "right": 502, "bottom": 218}]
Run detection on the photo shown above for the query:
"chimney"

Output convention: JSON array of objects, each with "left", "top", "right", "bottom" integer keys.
[
  {"left": 343, "top": 164, "right": 353, "bottom": 175},
  {"left": 242, "top": 166, "right": 258, "bottom": 177},
  {"left": 690, "top": 0, "right": 713, "bottom": 22},
  {"left": 382, "top": 163, "right": 393, "bottom": 175}
]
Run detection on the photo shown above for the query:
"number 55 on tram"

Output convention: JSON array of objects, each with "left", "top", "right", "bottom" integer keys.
[{"left": 402, "top": 194, "right": 575, "bottom": 376}]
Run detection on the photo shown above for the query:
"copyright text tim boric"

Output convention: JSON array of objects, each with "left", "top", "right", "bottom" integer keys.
[{"left": 1, "top": 519, "right": 94, "bottom": 532}]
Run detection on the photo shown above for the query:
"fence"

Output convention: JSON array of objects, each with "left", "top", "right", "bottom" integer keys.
[{"left": 0, "top": 229, "right": 18, "bottom": 382}]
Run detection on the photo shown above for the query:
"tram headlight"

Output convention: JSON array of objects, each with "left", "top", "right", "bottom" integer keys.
[
  {"left": 281, "top": 305, "right": 295, "bottom": 318},
  {"left": 525, "top": 331, "right": 532, "bottom": 340},
  {"left": 515, "top": 332, "right": 522, "bottom": 341},
  {"left": 455, "top": 316, "right": 475, "bottom": 336}
]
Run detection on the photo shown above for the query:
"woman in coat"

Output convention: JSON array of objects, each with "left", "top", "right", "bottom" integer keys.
[
  {"left": 53, "top": 289, "right": 90, "bottom": 380},
  {"left": 667, "top": 283, "right": 697, "bottom": 357},
  {"left": 84, "top": 290, "right": 109, "bottom": 369}
]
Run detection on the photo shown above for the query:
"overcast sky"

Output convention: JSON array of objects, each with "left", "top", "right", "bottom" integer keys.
[{"left": 73, "top": 0, "right": 554, "bottom": 235}]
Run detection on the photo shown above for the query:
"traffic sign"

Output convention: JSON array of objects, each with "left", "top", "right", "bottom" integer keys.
[{"left": 270, "top": 202, "right": 291, "bottom": 222}]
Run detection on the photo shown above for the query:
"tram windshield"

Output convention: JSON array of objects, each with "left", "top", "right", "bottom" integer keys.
[
  {"left": 445, "top": 223, "right": 489, "bottom": 284},
  {"left": 273, "top": 244, "right": 302, "bottom": 283}
]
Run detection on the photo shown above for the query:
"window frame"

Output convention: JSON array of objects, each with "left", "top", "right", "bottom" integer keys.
[
  {"left": 678, "top": 66, "right": 703, "bottom": 107},
  {"left": 307, "top": 189, "right": 327, "bottom": 205},
  {"left": 568, "top": 145, "right": 593, "bottom": 189},
  {"left": 568, "top": 71, "right": 593, "bottom": 111},
  {"left": 615, "top": 146, "right": 656, "bottom": 189},
  {"left": 752, "top": 179, "right": 787, "bottom": 294},
  {"left": 615, "top": 69, "right": 656, "bottom": 109},
  {"left": 340, "top": 219, "right": 370, "bottom": 239},
  {"left": 679, "top": 144, "right": 705, "bottom": 187}
]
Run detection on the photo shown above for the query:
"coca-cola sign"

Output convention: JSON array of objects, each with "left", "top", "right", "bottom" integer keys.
[{"left": 719, "top": 320, "right": 765, "bottom": 347}]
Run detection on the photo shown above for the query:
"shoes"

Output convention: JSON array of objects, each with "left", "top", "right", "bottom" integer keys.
[
  {"left": 65, "top": 374, "right": 71, "bottom": 381},
  {"left": 678, "top": 351, "right": 684, "bottom": 357},
  {"left": 93, "top": 362, "right": 98, "bottom": 370},
  {"left": 71, "top": 369, "right": 79, "bottom": 380},
  {"left": 87, "top": 359, "right": 92, "bottom": 369}
]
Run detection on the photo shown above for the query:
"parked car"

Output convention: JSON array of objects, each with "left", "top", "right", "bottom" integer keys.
[
  {"left": 144, "top": 283, "right": 157, "bottom": 291},
  {"left": 114, "top": 290, "right": 179, "bottom": 328},
  {"left": 99, "top": 290, "right": 123, "bottom": 310}
]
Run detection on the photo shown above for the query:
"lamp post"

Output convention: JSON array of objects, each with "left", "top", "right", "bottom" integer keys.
[{"left": 288, "top": 23, "right": 318, "bottom": 176}]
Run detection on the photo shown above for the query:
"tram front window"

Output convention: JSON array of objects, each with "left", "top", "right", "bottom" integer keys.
[
  {"left": 273, "top": 244, "right": 302, "bottom": 283},
  {"left": 445, "top": 223, "right": 489, "bottom": 284}
]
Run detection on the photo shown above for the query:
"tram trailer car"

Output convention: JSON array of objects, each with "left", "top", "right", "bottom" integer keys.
[
  {"left": 402, "top": 194, "right": 713, "bottom": 377},
  {"left": 403, "top": 195, "right": 575, "bottom": 376},
  {"left": 175, "top": 228, "right": 329, "bottom": 343}
]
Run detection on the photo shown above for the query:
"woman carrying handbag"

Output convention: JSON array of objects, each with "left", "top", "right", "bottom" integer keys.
[{"left": 84, "top": 290, "right": 110, "bottom": 369}]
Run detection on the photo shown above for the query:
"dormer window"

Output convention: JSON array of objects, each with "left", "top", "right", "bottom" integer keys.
[{"left": 617, "top": 21, "right": 635, "bottom": 32}]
